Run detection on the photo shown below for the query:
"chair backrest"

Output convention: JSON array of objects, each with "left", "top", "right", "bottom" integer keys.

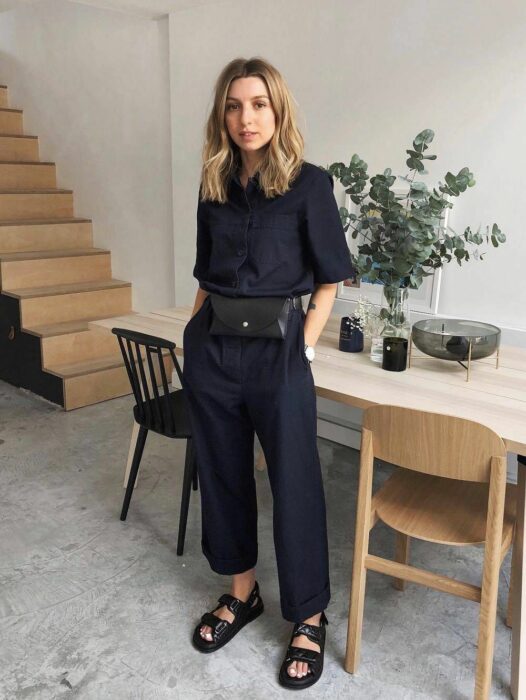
[
  {"left": 112, "top": 327, "right": 185, "bottom": 435},
  {"left": 362, "top": 404, "right": 506, "bottom": 483}
]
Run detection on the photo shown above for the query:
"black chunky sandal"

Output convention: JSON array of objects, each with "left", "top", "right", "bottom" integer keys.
[
  {"left": 191, "top": 580, "right": 264, "bottom": 653},
  {"left": 278, "top": 611, "right": 329, "bottom": 689}
]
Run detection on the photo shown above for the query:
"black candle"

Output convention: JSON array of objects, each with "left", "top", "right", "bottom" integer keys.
[
  {"left": 382, "top": 337, "right": 408, "bottom": 372},
  {"left": 339, "top": 316, "right": 364, "bottom": 353}
]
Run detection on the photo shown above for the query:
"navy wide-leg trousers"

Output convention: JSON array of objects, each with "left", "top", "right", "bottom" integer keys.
[{"left": 181, "top": 295, "right": 330, "bottom": 622}]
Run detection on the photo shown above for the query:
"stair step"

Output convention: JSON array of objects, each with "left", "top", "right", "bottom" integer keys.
[
  {"left": 44, "top": 332, "right": 121, "bottom": 367},
  {"left": 0, "top": 246, "right": 107, "bottom": 262},
  {"left": 25, "top": 313, "right": 139, "bottom": 338},
  {"left": 47, "top": 353, "right": 127, "bottom": 379},
  {"left": 60, "top": 349, "right": 173, "bottom": 411},
  {"left": 0, "top": 108, "right": 23, "bottom": 135},
  {"left": 4, "top": 277, "right": 131, "bottom": 299},
  {"left": 0, "top": 189, "right": 74, "bottom": 220},
  {"left": 0, "top": 135, "right": 38, "bottom": 162},
  {"left": 0, "top": 188, "right": 72, "bottom": 193},
  {"left": 0, "top": 218, "right": 93, "bottom": 253},
  {"left": 0, "top": 247, "right": 111, "bottom": 289},
  {"left": 3, "top": 278, "right": 132, "bottom": 327},
  {"left": 0, "top": 161, "right": 56, "bottom": 189}
]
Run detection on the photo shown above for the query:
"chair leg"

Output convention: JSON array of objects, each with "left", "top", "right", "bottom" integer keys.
[
  {"left": 120, "top": 426, "right": 148, "bottom": 521},
  {"left": 474, "top": 455, "right": 507, "bottom": 699},
  {"left": 177, "top": 438, "right": 195, "bottom": 556},
  {"left": 345, "top": 428, "right": 374, "bottom": 674},
  {"left": 506, "top": 530, "right": 518, "bottom": 628},
  {"left": 123, "top": 421, "right": 141, "bottom": 489},
  {"left": 393, "top": 532, "right": 410, "bottom": 591}
]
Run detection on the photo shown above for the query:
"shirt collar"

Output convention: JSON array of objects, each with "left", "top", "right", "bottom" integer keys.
[{"left": 231, "top": 167, "right": 261, "bottom": 189}]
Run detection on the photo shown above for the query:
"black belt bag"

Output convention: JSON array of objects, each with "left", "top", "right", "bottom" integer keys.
[{"left": 208, "top": 293, "right": 300, "bottom": 339}]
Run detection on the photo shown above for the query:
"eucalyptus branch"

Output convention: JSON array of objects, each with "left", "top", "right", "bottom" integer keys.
[{"left": 327, "top": 129, "right": 506, "bottom": 291}]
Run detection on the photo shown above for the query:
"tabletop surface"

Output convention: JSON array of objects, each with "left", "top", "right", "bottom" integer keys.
[{"left": 90, "top": 305, "right": 526, "bottom": 454}]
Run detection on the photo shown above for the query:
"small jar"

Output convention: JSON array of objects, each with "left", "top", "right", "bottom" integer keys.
[{"left": 339, "top": 315, "right": 364, "bottom": 353}]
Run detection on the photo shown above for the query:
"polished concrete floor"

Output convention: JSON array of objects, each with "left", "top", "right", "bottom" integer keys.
[{"left": 0, "top": 380, "right": 514, "bottom": 699}]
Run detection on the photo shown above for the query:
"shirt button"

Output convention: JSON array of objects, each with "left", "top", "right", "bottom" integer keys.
[{"left": 236, "top": 249, "right": 245, "bottom": 256}]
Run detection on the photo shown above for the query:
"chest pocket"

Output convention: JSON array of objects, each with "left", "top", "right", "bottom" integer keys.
[
  {"left": 208, "top": 220, "right": 245, "bottom": 283},
  {"left": 249, "top": 213, "right": 299, "bottom": 263}
]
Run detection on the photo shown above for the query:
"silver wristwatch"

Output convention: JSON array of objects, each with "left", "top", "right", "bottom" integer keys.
[{"left": 304, "top": 343, "right": 315, "bottom": 363}]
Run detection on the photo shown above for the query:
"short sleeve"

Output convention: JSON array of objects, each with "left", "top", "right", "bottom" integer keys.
[
  {"left": 192, "top": 184, "right": 211, "bottom": 286},
  {"left": 304, "top": 168, "right": 355, "bottom": 284}
]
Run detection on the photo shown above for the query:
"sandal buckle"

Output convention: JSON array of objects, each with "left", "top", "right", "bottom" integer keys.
[
  {"left": 215, "top": 619, "right": 229, "bottom": 637},
  {"left": 229, "top": 598, "right": 243, "bottom": 615}
]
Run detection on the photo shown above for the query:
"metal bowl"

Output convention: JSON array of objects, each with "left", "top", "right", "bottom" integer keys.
[{"left": 411, "top": 319, "right": 500, "bottom": 361}]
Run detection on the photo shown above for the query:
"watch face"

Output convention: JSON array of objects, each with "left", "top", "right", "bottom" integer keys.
[{"left": 305, "top": 346, "right": 315, "bottom": 361}]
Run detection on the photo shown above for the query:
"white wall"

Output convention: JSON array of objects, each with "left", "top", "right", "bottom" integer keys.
[
  {"left": 0, "top": 0, "right": 174, "bottom": 311},
  {"left": 169, "top": 0, "right": 525, "bottom": 344}
]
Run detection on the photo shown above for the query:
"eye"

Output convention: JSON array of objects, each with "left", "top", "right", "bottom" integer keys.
[
  {"left": 226, "top": 104, "right": 238, "bottom": 111},
  {"left": 256, "top": 102, "right": 267, "bottom": 108}
]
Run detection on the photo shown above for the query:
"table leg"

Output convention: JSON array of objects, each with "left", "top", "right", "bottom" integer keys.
[
  {"left": 511, "top": 459, "right": 526, "bottom": 699},
  {"left": 123, "top": 421, "right": 141, "bottom": 489}
]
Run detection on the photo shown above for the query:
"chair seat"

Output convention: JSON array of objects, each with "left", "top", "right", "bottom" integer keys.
[
  {"left": 373, "top": 468, "right": 517, "bottom": 546},
  {"left": 133, "top": 388, "right": 192, "bottom": 438}
]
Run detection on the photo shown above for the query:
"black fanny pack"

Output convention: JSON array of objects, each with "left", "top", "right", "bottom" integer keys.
[{"left": 208, "top": 293, "right": 299, "bottom": 339}]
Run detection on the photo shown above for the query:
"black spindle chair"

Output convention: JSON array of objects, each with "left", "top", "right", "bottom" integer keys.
[{"left": 112, "top": 327, "right": 198, "bottom": 555}]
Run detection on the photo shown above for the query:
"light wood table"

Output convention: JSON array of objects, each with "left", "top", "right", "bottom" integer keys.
[{"left": 90, "top": 305, "right": 526, "bottom": 698}]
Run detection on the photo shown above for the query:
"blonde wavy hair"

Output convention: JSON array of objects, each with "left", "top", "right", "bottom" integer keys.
[{"left": 200, "top": 57, "right": 305, "bottom": 203}]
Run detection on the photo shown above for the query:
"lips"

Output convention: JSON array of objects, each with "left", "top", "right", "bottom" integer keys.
[{"left": 240, "top": 132, "right": 256, "bottom": 136}]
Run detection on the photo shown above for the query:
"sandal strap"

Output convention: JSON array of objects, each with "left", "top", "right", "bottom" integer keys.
[
  {"left": 200, "top": 581, "right": 260, "bottom": 641},
  {"left": 292, "top": 622, "right": 322, "bottom": 645},
  {"left": 217, "top": 580, "right": 260, "bottom": 616},
  {"left": 291, "top": 611, "right": 329, "bottom": 645},
  {"left": 200, "top": 611, "right": 231, "bottom": 638},
  {"left": 285, "top": 645, "right": 320, "bottom": 665},
  {"left": 217, "top": 593, "right": 246, "bottom": 616}
]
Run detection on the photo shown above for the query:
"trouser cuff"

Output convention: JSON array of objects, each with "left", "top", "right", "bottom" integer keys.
[
  {"left": 202, "top": 540, "right": 257, "bottom": 575},
  {"left": 281, "top": 580, "right": 331, "bottom": 623}
]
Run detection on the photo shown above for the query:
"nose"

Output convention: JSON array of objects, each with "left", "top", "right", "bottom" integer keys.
[{"left": 240, "top": 106, "right": 256, "bottom": 127}]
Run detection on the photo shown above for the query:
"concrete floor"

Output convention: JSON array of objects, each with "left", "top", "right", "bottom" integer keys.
[{"left": 0, "top": 380, "right": 514, "bottom": 699}]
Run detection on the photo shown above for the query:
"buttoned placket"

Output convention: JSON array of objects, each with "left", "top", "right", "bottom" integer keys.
[{"left": 231, "top": 174, "right": 258, "bottom": 291}]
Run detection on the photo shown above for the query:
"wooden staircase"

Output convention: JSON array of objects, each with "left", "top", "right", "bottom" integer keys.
[{"left": 0, "top": 84, "right": 170, "bottom": 410}]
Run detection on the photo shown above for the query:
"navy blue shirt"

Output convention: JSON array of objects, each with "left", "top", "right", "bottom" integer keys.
[{"left": 192, "top": 160, "right": 354, "bottom": 298}]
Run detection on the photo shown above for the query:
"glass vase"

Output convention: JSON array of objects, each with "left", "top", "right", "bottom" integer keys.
[{"left": 380, "top": 285, "right": 411, "bottom": 339}]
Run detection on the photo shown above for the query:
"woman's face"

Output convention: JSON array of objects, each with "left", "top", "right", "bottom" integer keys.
[{"left": 225, "top": 76, "right": 276, "bottom": 158}]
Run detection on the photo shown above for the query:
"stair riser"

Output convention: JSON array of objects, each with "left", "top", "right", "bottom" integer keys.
[
  {"left": 21, "top": 286, "right": 132, "bottom": 326},
  {"left": 0, "top": 163, "right": 56, "bottom": 189},
  {"left": 0, "top": 88, "right": 7, "bottom": 108},
  {"left": 0, "top": 192, "right": 74, "bottom": 220},
  {"left": 64, "top": 353, "right": 173, "bottom": 410},
  {"left": 1, "top": 253, "right": 112, "bottom": 290},
  {"left": 0, "top": 221, "right": 93, "bottom": 253},
  {"left": 0, "top": 111, "right": 23, "bottom": 134},
  {"left": 0, "top": 137, "right": 38, "bottom": 162},
  {"left": 42, "top": 328, "right": 121, "bottom": 366}
]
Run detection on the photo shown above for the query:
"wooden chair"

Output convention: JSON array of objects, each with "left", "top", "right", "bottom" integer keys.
[
  {"left": 112, "top": 327, "right": 198, "bottom": 556},
  {"left": 345, "top": 404, "right": 517, "bottom": 700}
]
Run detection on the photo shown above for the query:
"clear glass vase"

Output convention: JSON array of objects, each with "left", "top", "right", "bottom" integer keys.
[{"left": 379, "top": 285, "right": 410, "bottom": 339}]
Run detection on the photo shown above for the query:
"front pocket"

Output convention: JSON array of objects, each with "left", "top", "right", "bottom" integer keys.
[
  {"left": 297, "top": 311, "right": 310, "bottom": 369},
  {"left": 186, "top": 296, "right": 209, "bottom": 329}
]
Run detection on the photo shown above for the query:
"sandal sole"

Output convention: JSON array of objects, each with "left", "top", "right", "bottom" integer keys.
[
  {"left": 278, "top": 659, "right": 324, "bottom": 690},
  {"left": 278, "top": 624, "right": 327, "bottom": 689},
  {"left": 191, "top": 599, "right": 264, "bottom": 653}
]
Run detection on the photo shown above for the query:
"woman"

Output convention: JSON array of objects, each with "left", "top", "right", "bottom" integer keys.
[{"left": 183, "top": 56, "right": 354, "bottom": 690}]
